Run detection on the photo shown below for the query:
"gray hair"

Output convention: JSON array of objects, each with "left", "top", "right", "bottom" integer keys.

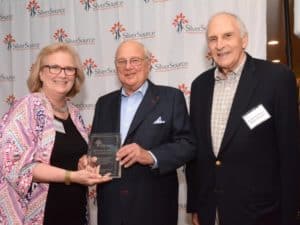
[
  {"left": 206, "top": 12, "right": 248, "bottom": 38},
  {"left": 115, "top": 40, "right": 151, "bottom": 59}
]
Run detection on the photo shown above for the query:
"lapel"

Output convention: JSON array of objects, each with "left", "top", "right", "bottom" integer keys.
[
  {"left": 218, "top": 54, "right": 258, "bottom": 156},
  {"left": 126, "top": 81, "right": 159, "bottom": 139},
  {"left": 203, "top": 72, "right": 216, "bottom": 158},
  {"left": 110, "top": 91, "right": 121, "bottom": 133}
]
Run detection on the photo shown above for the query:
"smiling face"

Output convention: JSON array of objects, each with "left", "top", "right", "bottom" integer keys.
[
  {"left": 115, "top": 41, "right": 151, "bottom": 95},
  {"left": 207, "top": 13, "right": 248, "bottom": 74},
  {"left": 39, "top": 51, "right": 76, "bottom": 99}
]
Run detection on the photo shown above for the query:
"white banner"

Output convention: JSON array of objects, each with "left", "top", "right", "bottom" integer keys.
[{"left": 0, "top": 1, "right": 266, "bottom": 224}]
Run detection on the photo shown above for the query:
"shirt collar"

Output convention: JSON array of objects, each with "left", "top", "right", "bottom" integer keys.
[
  {"left": 121, "top": 80, "right": 149, "bottom": 97},
  {"left": 214, "top": 54, "right": 247, "bottom": 81}
]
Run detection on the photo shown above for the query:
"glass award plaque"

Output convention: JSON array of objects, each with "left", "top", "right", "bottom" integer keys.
[{"left": 88, "top": 133, "right": 121, "bottom": 178}]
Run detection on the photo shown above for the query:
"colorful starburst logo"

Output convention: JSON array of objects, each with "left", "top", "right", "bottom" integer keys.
[
  {"left": 83, "top": 58, "right": 97, "bottom": 76},
  {"left": 26, "top": 0, "right": 41, "bottom": 17},
  {"left": 110, "top": 22, "right": 126, "bottom": 40},
  {"left": 5, "top": 95, "right": 16, "bottom": 106},
  {"left": 53, "top": 28, "right": 68, "bottom": 42},
  {"left": 80, "top": 0, "right": 96, "bottom": 11},
  {"left": 3, "top": 34, "right": 16, "bottom": 50},
  {"left": 178, "top": 84, "right": 190, "bottom": 96},
  {"left": 172, "top": 13, "right": 188, "bottom": 33}
]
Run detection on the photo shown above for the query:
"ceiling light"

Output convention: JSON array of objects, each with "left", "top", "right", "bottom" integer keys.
[
  {"left": 272, "top": 59, "right": 280, "bottom": 63},
  {"left": 268, "top": 40, "right": 279, "bottom": 45}
]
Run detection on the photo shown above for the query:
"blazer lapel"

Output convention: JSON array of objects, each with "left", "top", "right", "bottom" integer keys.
[
  {"left": 126, "top": 82, "right": 159, "bottom": 139},
  {"left": 204, "top": 73, "right": 216, "bottom": 158},
  {"left": 110, "top": 91, "right": 121, "bottom": 133},
  {"left": 219, "top": 55, "right": 258, "bottom": 155}
]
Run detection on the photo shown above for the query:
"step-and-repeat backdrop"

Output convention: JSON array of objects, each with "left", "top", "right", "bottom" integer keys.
[{"left": 0, "top": 0, "right": 266, "bottom": 224}]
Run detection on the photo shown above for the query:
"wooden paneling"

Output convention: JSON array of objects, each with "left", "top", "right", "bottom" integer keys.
[{"left": 267, "top": 0, "right": 300, "bottom": 76}]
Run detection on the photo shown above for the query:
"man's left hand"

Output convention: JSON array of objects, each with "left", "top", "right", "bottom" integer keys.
[{"left": 116, "top": 143, "right": 154, "bottom": 168}]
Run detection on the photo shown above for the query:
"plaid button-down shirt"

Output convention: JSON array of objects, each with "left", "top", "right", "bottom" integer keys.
[{"left": 211, "top": 56, "right": 246, "bottom": 157}]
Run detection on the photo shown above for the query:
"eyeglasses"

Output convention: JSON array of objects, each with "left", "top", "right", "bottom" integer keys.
[
  {"left": 115, "top": 57, "right": 147, "bottom": 68},
  {"left": 42, "top": 65, "right": 77, "bottom": 76}
]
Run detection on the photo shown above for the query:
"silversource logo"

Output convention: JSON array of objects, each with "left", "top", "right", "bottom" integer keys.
[
  {"left": 26, "top": 0, "right": 65, "bottom": 17},
  {"left": 80, "top": 0, "right": 124, "bottom": 11},
  {"left": 83, "top": 58, "right": 116, "bottom": 77},
  {"left": 109, "top": 22, "right": 155, "bottom": 40},
  {"left": 172, "top": 13, "right": 206, "bottom": 34},
  {"left": 150, "top": 53, "right": 189, "bottom": 72},
  {"left": 3, "top": 34, "right": 39, "bottom": 51},
  {"left": 53, "top": 29, "right": 95, "bottom": 45}
]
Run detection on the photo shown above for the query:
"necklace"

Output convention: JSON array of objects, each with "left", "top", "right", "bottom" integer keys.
[{"left": 51, "top": 103, "right": 68, "bottom": 113}]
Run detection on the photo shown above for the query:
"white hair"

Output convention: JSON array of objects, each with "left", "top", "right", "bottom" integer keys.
[{"left": 206, "top": 12, "right": 248, "bottom": 38}]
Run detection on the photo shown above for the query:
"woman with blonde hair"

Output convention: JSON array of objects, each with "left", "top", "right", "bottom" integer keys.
[{"left": 0, "top": 42, "right": 111, "bottom": 225}]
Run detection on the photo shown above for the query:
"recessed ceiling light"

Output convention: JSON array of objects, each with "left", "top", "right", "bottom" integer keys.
[
  {"left": 272, "top": 59, "right": 280, "bottom": 63},
  {"left": 268, "top": 40, "right": 279, "bottom": 45}
]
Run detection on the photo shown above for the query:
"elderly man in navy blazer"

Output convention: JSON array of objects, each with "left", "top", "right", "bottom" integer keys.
[
  {"left": 186, "top": 12, "right": 300, "bottom": 225},
  {"left": 91, "top": 40, "right": 195, "bottom": 225}
]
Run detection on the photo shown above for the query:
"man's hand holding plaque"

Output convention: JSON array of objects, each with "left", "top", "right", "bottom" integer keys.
[{"left": 88, "top": 133, "right": 121, "bottom": 178}]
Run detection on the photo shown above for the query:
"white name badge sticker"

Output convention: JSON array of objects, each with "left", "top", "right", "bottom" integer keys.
[
  {"left": 54, "top": 119, "right": 66, "bottom": 134},
  {"left": 242, "top": 104, "right": 271, "bottom": 130}
]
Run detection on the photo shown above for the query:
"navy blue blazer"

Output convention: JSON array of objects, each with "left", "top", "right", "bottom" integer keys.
[
  {"left": 186, "top": 54, "right": 300, "bottom": 225},
  {"left": 91, "top": 81, "right": 195, "bottom": 225}
]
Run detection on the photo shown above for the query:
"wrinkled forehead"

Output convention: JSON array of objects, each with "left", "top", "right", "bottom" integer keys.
[
  {"left": 116, "top": 41, "right": 146, "bottom": 59},
  {"left": 207, "top": 14, "right": 239, "bottom": 37}
]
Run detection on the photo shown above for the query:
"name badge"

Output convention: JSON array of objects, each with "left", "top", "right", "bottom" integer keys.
[
  {"left": 54, "top": 119, "right": 65, "bottom": 134},
  {"left": 242, "top": 104, "right": 271, "bottom": 129}
]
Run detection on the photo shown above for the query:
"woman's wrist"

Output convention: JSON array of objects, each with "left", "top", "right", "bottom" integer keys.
[{"left": 64, "top": 170, "right": 72, "bottom": 185}]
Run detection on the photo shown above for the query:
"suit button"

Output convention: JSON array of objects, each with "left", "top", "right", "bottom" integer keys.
[{"left": 216, "top": 160, "right": 222, "bottom": 166}]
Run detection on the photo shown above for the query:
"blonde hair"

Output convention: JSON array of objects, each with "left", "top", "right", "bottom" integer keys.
[{"left": 27, "top": 42, "right": 85, "bottom": 97}]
